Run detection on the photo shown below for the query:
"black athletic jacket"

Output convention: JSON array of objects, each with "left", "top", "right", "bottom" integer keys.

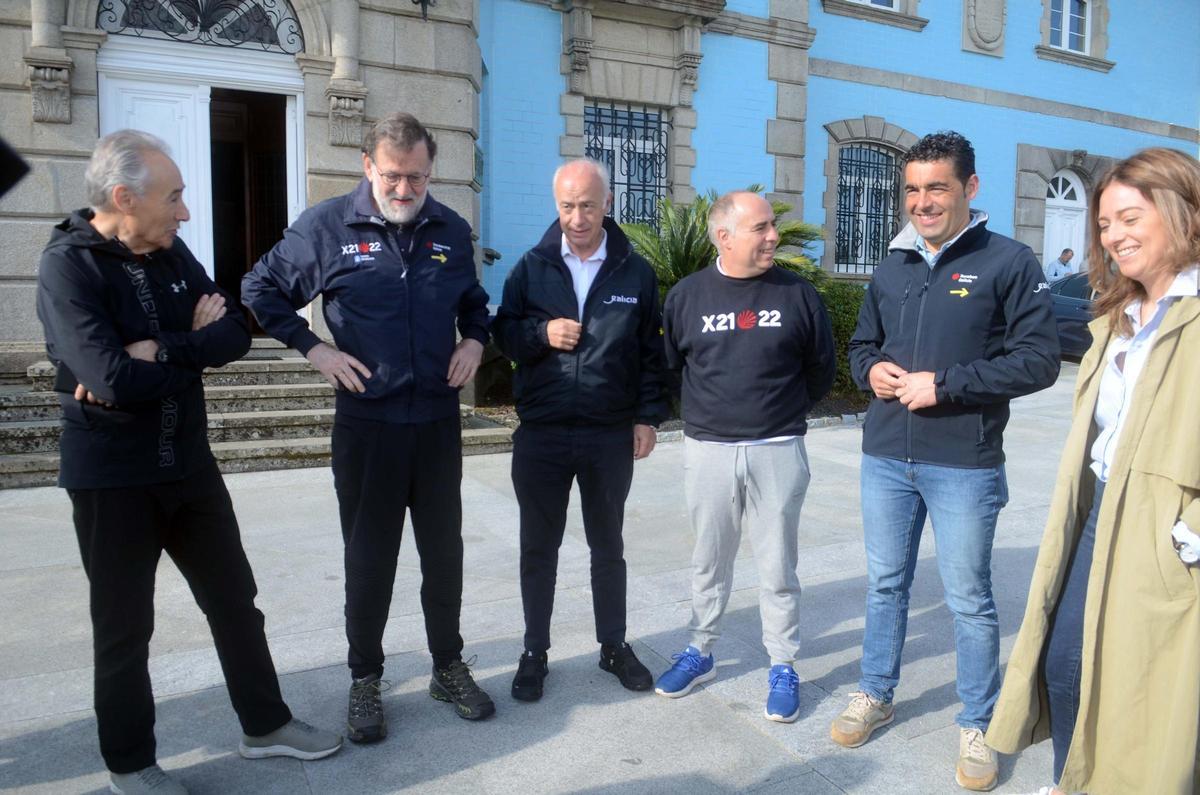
[
  {"left": 36, "top": 210, "right": 251, "bottom": 489},
  {"left": 242, "top": 181, "right": 489, "bottom": 424},
  {"left": 848, "top": 216, "right": 1060, "bottom": 468},
  {"left": 492, "top": 218, "right": 667, "bottom": 427}
]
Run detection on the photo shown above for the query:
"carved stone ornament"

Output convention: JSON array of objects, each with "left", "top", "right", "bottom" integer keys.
[
  {"left": 567, "top": 37, "right": 593, "bottom": 93},
  {"left": 326, "top": 79, "right": 367, "bottom": 148},
  {"left": 966, "top": 0, "right": 1005, "bottom": 52},
  {"left": 676, "top": 52, "right": 702, "bottom": 106},
  {"left": 565, "top": 2, "right": 594, "bottom": 95},
  {"left": 25, "top": 48, "right": 74, "bottom": 124}
]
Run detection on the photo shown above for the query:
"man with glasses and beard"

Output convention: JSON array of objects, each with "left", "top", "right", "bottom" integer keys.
[{"left": 243, "top": 112, "right": 494, "bottom": 744}]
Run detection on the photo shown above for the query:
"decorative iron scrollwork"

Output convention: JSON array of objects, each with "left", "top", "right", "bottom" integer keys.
[
  {"left": 97, "top": 0, "right": 305, "bottom": 54},
  {"left": 584, "top": 103, "right": 671, "bottom": 230},
  {"left": 835, "top": 145, "right": 901, "bottom": 274}
]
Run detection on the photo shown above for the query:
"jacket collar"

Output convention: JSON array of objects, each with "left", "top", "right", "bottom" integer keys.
[
  {"left": 888, "top": 209, "right": 989, "bottom": 259},
  {"left": 532, "top": 216, "right": 632, "bottom": 267},
  {"left": 344, "top": 178, "right": 445, "bottom": 229}
]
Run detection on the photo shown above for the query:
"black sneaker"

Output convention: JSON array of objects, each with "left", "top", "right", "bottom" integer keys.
[
  {"left": 599, "top": 642, "right": 653, "bottom": 691},
  {"left": 430, "top": 658, "right": 496, "bottom": 720},
  {"left": 511, "top": 650, "right": 549, "bottom": 702},
  {"left": 347, "top": 673, "right": 388, "bottom": 744}
]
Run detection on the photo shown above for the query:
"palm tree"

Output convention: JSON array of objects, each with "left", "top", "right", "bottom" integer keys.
[{"left": 621, "top": 184, "right": 825, "bottom": 298}]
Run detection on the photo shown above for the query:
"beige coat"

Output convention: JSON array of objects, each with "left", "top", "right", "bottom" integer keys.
[{"left": 987, "top": 297, "right": 1200, "bottom": 794}]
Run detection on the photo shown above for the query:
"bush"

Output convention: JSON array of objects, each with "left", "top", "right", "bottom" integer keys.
[
  {"left": 621, "top": 185, "right": 825, "bottom": 302},
  {"left": 816, "top": 279, "right": 868, "bottom": 400}
]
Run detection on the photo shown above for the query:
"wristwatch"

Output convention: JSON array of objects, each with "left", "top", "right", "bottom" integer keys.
[{"left": 155, "top": 344, "right": 169, "bottom": 364}]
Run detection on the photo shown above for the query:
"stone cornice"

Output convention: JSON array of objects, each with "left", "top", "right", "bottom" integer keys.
[
  {"left": 59, "top": 26, "right": 107, "bottom": 50},
  {"left": 821, "top": 0, "right": 928, "bottom": 32},
  {"left": 706, "top": 10, "right": 816, "bottom": 48},
  {"left": 601, "top": 0, "right": 725, "bottom": 22},
  {"left": 1034, "top": 44, "right": 1115, "bottom": 73},
  {"left": 811, "top": 58, "right": 1198, "bottom": 143}
]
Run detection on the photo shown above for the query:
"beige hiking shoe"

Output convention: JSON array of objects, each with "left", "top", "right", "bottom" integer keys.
[
  {"left": 955, "top": 727, "right": 998, "bottom": 791},
  {"left": 829, "top": 691, "right": 895, "bottom": 747}
]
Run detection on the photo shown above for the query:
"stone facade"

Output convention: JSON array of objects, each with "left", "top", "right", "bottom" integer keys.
[{"left": 0, "top": 0, "right": 481, "bottom": 365}]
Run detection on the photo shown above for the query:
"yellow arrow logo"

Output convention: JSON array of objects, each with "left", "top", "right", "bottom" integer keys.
[
  {"left": 950, "top": 287, "right": 969, "bottom": 298},
  {"left": 431, "top": 252, "right": 448, "bottom": 264}
]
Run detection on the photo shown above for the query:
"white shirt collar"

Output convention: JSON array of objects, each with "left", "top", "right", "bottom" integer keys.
[
  {"left": 1122, "top": 265, "right": 1200, "bottom": 325},
  {"left": 560, "top": 231, "right": 607, "bottom": 264}
]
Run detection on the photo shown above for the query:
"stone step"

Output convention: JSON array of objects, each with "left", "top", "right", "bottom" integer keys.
[
  {"left": 0, "top": 408, "right": 338, "bottom": 453},
  {"left": 0, "top": 425, "right": 514, "bottom": 489},
  {"left": 0, "top": 384, "right": 339, "bottom": 422},
  {"left": 27, "top": 358, "right": 325, "bottom": 390},
  {"left": 0, "top": 407, "right": 508, "bottom": 454}
]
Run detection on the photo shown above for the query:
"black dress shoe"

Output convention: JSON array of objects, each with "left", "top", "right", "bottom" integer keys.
[
  {"left": 511, "top": 650, "right": 549, "bottom": 701},
  {"left": 599, "top": 642, "right": 653, "bottom": 691}
]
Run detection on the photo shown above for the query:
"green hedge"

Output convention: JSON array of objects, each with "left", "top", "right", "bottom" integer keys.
[{"left": 816, "top": 279, "right": 867, "bottom": 399}]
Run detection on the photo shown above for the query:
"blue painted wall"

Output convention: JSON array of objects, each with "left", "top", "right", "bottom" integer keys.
[
  {"left": 808, "top": 0, "right": 1200, "bottom": 129},
  {"left": 478, "top": 0, "right": 564, "bottom": 299},
  {"left": 475, "top": 0, "right": 1199, "bottom": 280},
  {"left": 802, "top": 75, "right": 1192, "bottom": 261},
  {"left": 691, "top": 32, "right": 775, "bottom": 197}
]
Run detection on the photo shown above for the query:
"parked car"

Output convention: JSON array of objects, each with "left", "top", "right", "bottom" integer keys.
[{"left": 1049, "top": 271, "right": 1095, "bottom": 359}]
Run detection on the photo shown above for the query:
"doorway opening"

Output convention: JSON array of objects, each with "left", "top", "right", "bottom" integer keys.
[{"left": 209, "top": 88, "right": 287, "bottom": 331}]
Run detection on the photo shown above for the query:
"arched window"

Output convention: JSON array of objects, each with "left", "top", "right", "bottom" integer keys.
[
  {"left": 821, "top": 116, "right": 918, "bottom": 274},
  {"left": 835, "top": 144, "right": 902, "bottom": 274},
  {"left": 97, "top": 0, "right": 305, "bottom": 54},
  {"left": 1042, "top": 168, "right": 1088, "bottom": 272}
]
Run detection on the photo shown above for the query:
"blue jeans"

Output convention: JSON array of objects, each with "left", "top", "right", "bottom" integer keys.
[
  {"left": 858, "top": 454, "right": 1009, "bottom": 729},
  {"left": 1043, "top": 478, "right": 1104, "bottom": 784}
]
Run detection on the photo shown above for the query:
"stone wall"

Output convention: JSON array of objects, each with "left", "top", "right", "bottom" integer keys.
[{"left": 0, "top": 0, "right": 483, "bottom": 360}]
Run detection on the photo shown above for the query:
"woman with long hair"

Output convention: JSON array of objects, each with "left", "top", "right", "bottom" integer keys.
[{"left": 986, "top": 147, "right": 1200, "bottom": 794}]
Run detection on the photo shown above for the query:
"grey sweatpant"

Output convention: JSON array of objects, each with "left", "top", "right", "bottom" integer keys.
[{"left": 683, "top": 435, "right": 811, "bottom": 666}]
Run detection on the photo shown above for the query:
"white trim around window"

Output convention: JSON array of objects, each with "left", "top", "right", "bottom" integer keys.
[
  {"left": 1036, "top": 0, "right": 1114, "bottom": 72},
  {"left": 821, "top": 0, "right": 928, "bottom": 32}
]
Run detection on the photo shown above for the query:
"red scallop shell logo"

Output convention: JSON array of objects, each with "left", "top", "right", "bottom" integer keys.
[
  {"left": 952, "top": 273, "right": 961, "bottom": 280},
  {"left": 358, "top": 242, "right": 370, "bottom": 253},
  {"left": 736, "top": 310, "right": 757, "bottom": 330}
]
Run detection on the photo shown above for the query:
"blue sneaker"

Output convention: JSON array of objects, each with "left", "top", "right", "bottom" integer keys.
[
  {"left": 654, "top": 646, "right": 716, "bottom": 698},
  {"left": 764, "top": 664, "right": 800, "bottom": 722}
]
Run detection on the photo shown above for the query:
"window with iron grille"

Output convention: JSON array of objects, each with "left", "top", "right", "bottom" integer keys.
[
  {"left": 835, "top": 144, "right": 902, "bottom": 274},
  {"left": 584, "top": 103, "right": 670, "bottom": 228}
]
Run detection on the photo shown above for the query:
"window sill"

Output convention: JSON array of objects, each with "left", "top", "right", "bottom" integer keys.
[
  {"left": 821, "top": 0, "right": 929, "bottom": 32},
  {"left": 1034, "top": 45, "right": 1115, "bottom": 73}
]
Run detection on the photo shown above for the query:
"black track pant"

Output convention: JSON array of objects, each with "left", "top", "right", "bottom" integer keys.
[
  {"left": 332, "top": 413, "right": 465, "bottom": 678},
  {"left": 511, "top": 422, "right": 634, "bottom": 654},
  {"left": 69, "top": 463, "right": 291, "bottom": 774}
]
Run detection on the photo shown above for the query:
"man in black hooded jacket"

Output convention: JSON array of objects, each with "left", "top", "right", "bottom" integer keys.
[{"left": 36, "top": 130, "right": 341, "bottom": 795}]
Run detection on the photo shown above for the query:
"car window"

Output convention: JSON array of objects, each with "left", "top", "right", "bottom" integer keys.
[{"left": 1052, "top": 272, "right": 1091, "bottom": 300}]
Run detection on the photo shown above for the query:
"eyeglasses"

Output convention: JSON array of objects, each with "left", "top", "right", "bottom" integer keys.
[{"left": 371, "top": 160, "right": 430, "bottom": 189}]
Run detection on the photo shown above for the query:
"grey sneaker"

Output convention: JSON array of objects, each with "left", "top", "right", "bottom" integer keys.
[
  {"left": 109, "top": 765, "right": 187, "bottom": 794},
  {"left": 238, "top": 718, "right": 343, "bottom": 760},
  {"left": 829, "top": 691, "right": 895, "bottom": 748},
  {"left": 347, "top": 673, "right": 389, "bottom": 743},
  {"left": 955, "top": 727, "right": 998, "bottom": 791}
]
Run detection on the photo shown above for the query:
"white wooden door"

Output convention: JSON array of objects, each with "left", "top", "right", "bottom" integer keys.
[
  {"left": 1043, "top": 170, "right": 1088, "bottom": 271},
  {"left": 98, "top": 75, "right": 215, "bottom": 274}
]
